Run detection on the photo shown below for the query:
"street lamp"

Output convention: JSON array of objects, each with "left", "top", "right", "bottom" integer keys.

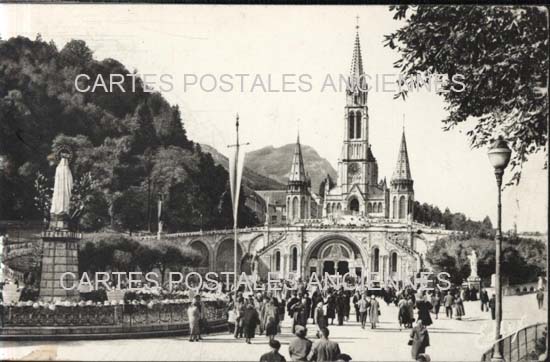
[{"left": 487, "top": 136, "right": 511, "bottom": 362}]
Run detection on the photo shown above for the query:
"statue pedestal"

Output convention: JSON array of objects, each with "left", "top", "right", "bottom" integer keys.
[
  {"left": 39, "top": 230, "right": 82, "bottom": 302},
  {"left": 466, "top": 275, "right": 481, "bottom": 291}
]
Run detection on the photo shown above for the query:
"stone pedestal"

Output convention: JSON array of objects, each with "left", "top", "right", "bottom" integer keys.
[
  {"left": 39, "top": 230, "right": 82, "bottom": 302},
  {"left": 466, "top": 275, "right": 481, "bottom": 291}
]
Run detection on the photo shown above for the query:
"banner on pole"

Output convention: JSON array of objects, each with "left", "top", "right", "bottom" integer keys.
[{"left": 229, "top": 139, "right": 246, "bottom": 225}]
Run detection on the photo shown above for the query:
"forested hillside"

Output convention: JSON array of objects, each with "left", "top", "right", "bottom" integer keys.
[{"left": 0, "top": 36, "right": 258, "bottom": 233}]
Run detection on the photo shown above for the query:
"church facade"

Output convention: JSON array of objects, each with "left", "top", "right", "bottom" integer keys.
[{"left": 147, "top": 27, "right": 453, "bottom": 283}]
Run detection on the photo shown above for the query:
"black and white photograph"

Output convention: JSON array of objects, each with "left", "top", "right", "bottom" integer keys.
[{"left": 0, "top": 4, "right": 548, "bottom": 362}]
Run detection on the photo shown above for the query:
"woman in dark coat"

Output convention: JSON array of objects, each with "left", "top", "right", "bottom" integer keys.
[
  {"left": 410, "top": 320, "right": 430, "bottom": 359},
  {"left": 398, "top": 297, "right": 413, "bottom": 328},
  {"left": 242, "top": 302, "right": 260, "bottom": 344},
  {"left": 326, "top": 292, "right": 336, "bottom": 325},
  {"left": 415, "top": 297, "right": 433, "bottom": 327},
  {"left": 264, "top": 298, "right": 279, "bottom": 341}
]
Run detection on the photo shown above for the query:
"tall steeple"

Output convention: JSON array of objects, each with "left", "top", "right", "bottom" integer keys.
[
  {"left": 286, "top": 133, "right": 311, "bottom": 224},
  {"left": 346, "top": 20, "right": 368, "bottom": 107},
  {"left": 289, "top": 134, "right": 307, "bottom": 183},
  {"left": 392, "top": 129, "right": 412, "bottom": 181},
  {"left": 350, "top": 22, "right": 364, "bottom": 78}
]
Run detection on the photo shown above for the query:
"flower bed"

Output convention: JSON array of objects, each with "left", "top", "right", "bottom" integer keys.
[{"left": 0, "top": 298, "right": 228, "bottom": 340}]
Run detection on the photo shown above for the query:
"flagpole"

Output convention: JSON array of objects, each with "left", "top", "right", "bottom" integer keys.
[
  {"left": 227, "top": 113, "right": 249, "bottom": 291},
  {"left": 234, "top": 114, "right": 239, "bottom": 290}
]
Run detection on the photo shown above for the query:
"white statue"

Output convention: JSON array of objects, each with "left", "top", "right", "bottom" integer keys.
[
  {"left": 50, "top": 155, "right": 73, "bottom": 215},
  {"left": 468, "top": 250, "right": 478, "bottom": 278}
]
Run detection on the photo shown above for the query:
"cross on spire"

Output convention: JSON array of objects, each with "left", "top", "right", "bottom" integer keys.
[{"left": 356, "top": 15, "right": 360, "bottom": 29}]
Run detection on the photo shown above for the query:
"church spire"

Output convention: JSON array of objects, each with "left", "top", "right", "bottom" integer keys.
[
  {"left": 350, "top": 21, "right": 364, "bottom": 78},
  {"left": 289, "top": 133, "right": 307, "bottom": 183},
  {"left": 392, "top": 129, "right": 412, "bottom": 180}
]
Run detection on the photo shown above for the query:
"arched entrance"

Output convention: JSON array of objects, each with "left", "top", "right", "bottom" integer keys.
[
  {"left": 304, "top": 235, "right": 365, "bottom": 278},
  {"left": 189, "top": 240, "right": 210, "bottom": 273},
  {"left": 349, "top": 198, "right": 359, "bottom": 214},
  {"left": 215, "top": 239, "right": 243, "bottom": 273}
]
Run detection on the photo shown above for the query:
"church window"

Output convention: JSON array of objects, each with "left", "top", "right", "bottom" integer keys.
[
  {"left": 348, "top": 112, "right": 355, "bottom": 139},
  {"left": 300, "top": 198, "right": 306, "bottom": 219},
  {"left": 367, "top": 203, "right": 373, "bottom": 213},
  {"left": 349, "top": 198, "right": 359, "bottom": 213},
  {"left": 392, "top": 197, "right": 398, "bottom": 219},
  {"left": 391, "top": 252, "right": 398, "bottom": 273},
  {"left": 292, "top": 197, "right": 299, "bottom": 220},
  {"left": 275, "top": 251, "right": 281, "bottom": 271},
  {"left": 337, "top": 203, "right": 342, "bottom": 212},
  {"left": 399, "top": 196, "right": 407, "bottom": 219},
  {"left": 373, "top": 248, "right": 380, "bottom": 273},
  {"left": 355, "top": 111, "right": 362, "bottom": 138},
  {"left": 291, "top": 247, "right": 298, "bottom": 272}
]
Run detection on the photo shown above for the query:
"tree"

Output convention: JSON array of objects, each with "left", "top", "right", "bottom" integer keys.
[
  {"left": 385, "top": 6, "right": 548, "bottom": 183},
  {"left": 33, "top": 172, "right": 52, "bottom": 224},
  {"left": 113, "top": 188, "right": 147, "bottom": 234},
  {"left": 0, "top": 36, "right": 262, "bottom": 233}
]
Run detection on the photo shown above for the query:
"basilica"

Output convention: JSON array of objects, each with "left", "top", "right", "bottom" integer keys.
[
  {"left": 142, "top": 27, "right": 450, "bottom": 282},
  {"left": 257, "top": 27, "right": 414, "bottom": 227}
]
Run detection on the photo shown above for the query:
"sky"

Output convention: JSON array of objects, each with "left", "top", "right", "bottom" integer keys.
[{"left": 1, "top": 4, "right": 547, "bottom": 232}]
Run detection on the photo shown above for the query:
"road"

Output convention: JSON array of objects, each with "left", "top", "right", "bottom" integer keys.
[{"left": 2, "top": 293, "right": 547, "bottom": 361}]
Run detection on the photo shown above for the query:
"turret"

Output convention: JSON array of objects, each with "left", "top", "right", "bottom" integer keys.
[
  {"left": 389, "top": 129, "right": 414, "bottom": 221},
  {"left": 286, "top": 134, "right": 311, "bottom": 223}
]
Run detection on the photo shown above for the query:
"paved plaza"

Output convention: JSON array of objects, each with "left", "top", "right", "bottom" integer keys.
[{"left": 2, "top": 293, "right": 546, "bottom": 361}]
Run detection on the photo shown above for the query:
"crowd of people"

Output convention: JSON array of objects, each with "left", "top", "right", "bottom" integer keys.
[{"left": 178, "top": 279, "right": 495, "bottom": 362}]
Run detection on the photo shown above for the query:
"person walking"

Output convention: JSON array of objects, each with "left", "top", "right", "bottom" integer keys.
[
  {"left": 287, "top": 291, "right": 300, "bottom": 319},
  {"left": 234, "top": 295, "right": 245, "bottom": 339},
  {"left": 227, "top": 296, "right": 237, "bottom": 334},
  {"left": 308, "top": 327, "right": 341, "bottom": 362},
  {"left": 265, "top": 297, "right": 280, "bottom": 341},
  {"left": 336, "top": 290, "right": 346, "bottom": 326},
  {"left": 415, "top": 295, "right": 433, "bottom": 327},
  {"left": 242, "top": 302, "right": 260, "bottom": 344},
  {"left": 288, "top": 325, "right": 312, "bottom": 362},
  {"left": 326, "top": 291, "right": 336, "bottom": 325},
  {"left": 369, "top": 295, "right": 380, "bottom": 329},
  {"left": 398, "top": 297, "right": 412, "bottom": 329},
  {"left": 454, "top": 295, "right": 465, "bottom": 321},
  {"left": 311, "top": 288, "right": 323, "bottom": 323},
  {"left": 260, "top": 339, "right": 286, "bottom": 362},
  {"left": 410, "top": 320, "right": 430, "bottom": 360},
  {"left": 480, "top": 289, "right": 489, "bottom": 312},
  {"left": 303, "top": 292, "right": 312, "bottom": 325},
  {"left": 187, "top": 300, "right": 201, "bottom": 342},
  {"left": 358, "top": 293, "right": 370, "bottom": 329},
  {"left": 352, "top": 290, "right": 361, "bottom": 323},
  {"left": 315, "top": 301, "right": 327, "bottom": 331},
  {"left": 430, "top": 292, "right": 441, "bottom": 320},
  {"left": 489, "top": 294, "right": 496, "bottom": 320},
  {"left": 343, "top": 290, "right": 351, "bottom": 322},
  {"left": 536, "top": 288, "right": 545, "bottom": 310},
  {"left": 291, "top": 299, "right": 308, "bottom": 334},
  {"left": 444, "top": 292, "right": 454, "bottom": 319}
]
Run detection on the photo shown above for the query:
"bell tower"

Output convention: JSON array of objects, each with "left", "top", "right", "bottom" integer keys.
[{"left": 338, "top": 23, "right": 371, "bottom": 210}]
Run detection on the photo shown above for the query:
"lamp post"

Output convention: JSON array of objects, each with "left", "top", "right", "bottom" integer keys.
[{"left": 487, "top": 136, "right": 511, "bottom": 362}]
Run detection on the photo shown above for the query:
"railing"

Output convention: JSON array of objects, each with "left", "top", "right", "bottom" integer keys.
[
  {"left": 0, "top": 300, "right": 226, "bottom": 329},
  {"left": 481, "top": 323, "right": 547, "bottom": 362}
]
